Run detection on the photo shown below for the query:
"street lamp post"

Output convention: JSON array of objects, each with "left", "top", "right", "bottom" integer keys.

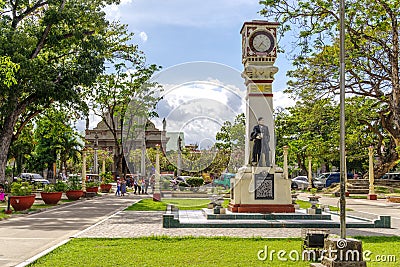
[{"left": 339, "top": 0, "right": 347, "bottom": 240}]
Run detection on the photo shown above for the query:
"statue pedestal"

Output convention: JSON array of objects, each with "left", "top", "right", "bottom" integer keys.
[{"left": 228, "top": 166, "right": 294, "bottom": 213}]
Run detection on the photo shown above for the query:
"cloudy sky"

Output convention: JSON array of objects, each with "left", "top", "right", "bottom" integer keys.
[{"left": 92, "top": 0, "right": 297, "bottom": 148}]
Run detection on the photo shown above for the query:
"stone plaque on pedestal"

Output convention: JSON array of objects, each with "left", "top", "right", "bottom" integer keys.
[{"left": 255, "top": 172, "right": 274, "bottom": 200}]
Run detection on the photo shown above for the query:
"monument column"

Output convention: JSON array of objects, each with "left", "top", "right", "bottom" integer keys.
[{"left": 228, "top": 20, "right": 294, "bottom": 213}]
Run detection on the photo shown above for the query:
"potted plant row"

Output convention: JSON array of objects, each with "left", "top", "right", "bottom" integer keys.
[
  {"left": 40, "top": 180, "right": 68, "bottom": 205},
  {"left": 10, "top": 179, "right": 36, "bottom": 211}
]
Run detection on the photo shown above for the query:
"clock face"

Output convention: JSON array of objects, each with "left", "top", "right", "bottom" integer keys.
[{"left": 249, "top": 31, "right": 275, "bottom": 54}]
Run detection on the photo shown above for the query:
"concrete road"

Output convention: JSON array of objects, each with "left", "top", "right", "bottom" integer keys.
[{"left": 0, "top": 195, "right": 135, "bottom": 267}]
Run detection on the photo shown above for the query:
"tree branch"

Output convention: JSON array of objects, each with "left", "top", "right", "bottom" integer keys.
[{"left": 31, "top": 0, "right": 66, "bottom": 59}]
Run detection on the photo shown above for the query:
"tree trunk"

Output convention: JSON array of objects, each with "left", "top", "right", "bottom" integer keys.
[{"left": 0, "top": 112, "right": 20, "bottom": 182}]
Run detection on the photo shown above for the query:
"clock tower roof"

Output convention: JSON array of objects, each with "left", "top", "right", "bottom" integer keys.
[{"left": 240, "top": 20, "right": 280, "bottom": 34}]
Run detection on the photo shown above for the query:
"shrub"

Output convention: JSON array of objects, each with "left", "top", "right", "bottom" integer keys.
[
  {"left": 186, "top": 177, "right": 204, "bottom": 188},
  {"left": 100, "top": 172, "right": 113, "bottom": 184},
  {"left": 42, "top": 180, "right": 68, "bottom": 192},
  {"left": 67, "top": 175, "right": 82, "bottom": 190},
  {"left": 11, "top": 179, "right": 33, "bottom": 196},
  {"left": 54, "top": 180, "right": 68, "bottom": 192},
  {"left": 86, "top": 181, "right": 100, "bottom": 188}
]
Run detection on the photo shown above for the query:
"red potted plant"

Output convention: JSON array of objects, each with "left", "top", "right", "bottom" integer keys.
[
  {"left": 10, "top": 179, "right": 36, "bottom": 211},
  {"left": 86, "top": 181, "right": 99, "bottom": 193},
  {"left": 40, "top": 180, "right": 67, "bottom": 205},
  {"left": 100, "top": 172, "right": 113, "bottom": 193},
  {"left": 66, "top": 175, "right": 84, "bottom": 200}
]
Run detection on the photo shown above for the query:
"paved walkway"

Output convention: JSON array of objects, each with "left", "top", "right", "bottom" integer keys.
[
  {"left": 1, "top": 192, "right": 399, "bottom": 266},
  {"left": 0, "top": 194, "right": 136, "bottom": 267}
]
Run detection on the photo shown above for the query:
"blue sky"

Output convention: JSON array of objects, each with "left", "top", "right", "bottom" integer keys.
[
  {"left": 91, "top": 0, "right": 297, "bottom": 149},
  {"left": 104, "top": 0, "right": 295, "bottom": 97}
]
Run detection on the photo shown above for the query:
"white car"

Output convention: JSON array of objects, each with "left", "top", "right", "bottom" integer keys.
[{"left": 291, "top": 176, "right": 310, "bottom": 190}]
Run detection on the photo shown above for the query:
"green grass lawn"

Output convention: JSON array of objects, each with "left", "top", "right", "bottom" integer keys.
[
  {"left": 125, "top": 198, "right": 230, "bottom": 211},
  {"left": 28, "top": 236, "right": 400, "bottom": 267}
]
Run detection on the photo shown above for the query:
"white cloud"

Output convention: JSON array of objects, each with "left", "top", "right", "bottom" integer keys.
[
  {"left": 139, "top": 31, "right": 148, "bottom": 42},
  {"left": 273, "top": 90, "right": 295, "bottom": 109}
]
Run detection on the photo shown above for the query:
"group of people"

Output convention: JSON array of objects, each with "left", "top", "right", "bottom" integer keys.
[{"left": 115, "top": 176, "right": 154, "bottom": 196}]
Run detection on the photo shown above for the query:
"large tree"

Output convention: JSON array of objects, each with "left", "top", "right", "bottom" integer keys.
[
  {"left": 28, "top": 108, "right": 82, "bottom": 179},
  {"left": 86, "top": 57, "right": 160, "bottom": 177},
  {"left": 275, "top": 97, "right": 375, "bottom": 176},
  {"left": 261, "top": 0, "right": 400, "bottom": 177},
  {"left": 0, "top": 0, "right": 127, "bottom": 181},
  {"left": 215, "top": 113, "right": 245, "bottom": 172}
]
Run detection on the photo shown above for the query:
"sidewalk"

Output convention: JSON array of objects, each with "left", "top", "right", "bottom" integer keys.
[{"left": 0, "top": 194, "right": 138, "bottom": 267}]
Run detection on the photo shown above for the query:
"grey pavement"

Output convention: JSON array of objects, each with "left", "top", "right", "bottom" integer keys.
[
  {"left": 0, "top": 194, "right": 137, "bottom": 267},
  {"left": 1, "top": 192, "right": 400, "bottom": 266}
]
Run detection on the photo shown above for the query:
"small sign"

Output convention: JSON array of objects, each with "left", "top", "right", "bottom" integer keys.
[{"left": 254, "top": 172, "right": 274, "bottom": 200}]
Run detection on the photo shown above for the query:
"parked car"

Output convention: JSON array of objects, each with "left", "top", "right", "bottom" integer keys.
[
  {"left": 291, "top": 181, "right": 299, "bottom": 190},
  {"left": 31, "top": 178, "right": 50, "bottom": 189},
  {"left": 312, "top": 178, "right": 325, "bottom": 190},
  {"left": 381, "top": 173, "right": 400, "bottom": 180},
  {"left": 15, "top": 173, "right": 44, "bottom": 182},
  {"left": 291, "top": 176, "right": 309, "bottom": 190},
  {"left": 323, "top": 172, "right": 354, "bottom": 187},
  {"left": 214, "top": 173, "right": 235, "bottom": 189}
]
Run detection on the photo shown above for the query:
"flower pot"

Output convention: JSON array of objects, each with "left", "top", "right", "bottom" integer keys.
[
  {"left": 86, "top": 187, "right": 99, "bottom": 193},
  {"left": 308, "top": 196, "right": 320, "bottom": 209},
  {"left": 66, "top": 190, "right": 84, "bottom": 200},
  {"left": 100, "top": 184, "right": 112, "bottom": 193},
  {"left": 40, "top": 192, "right": 63, "bottom": 205},
  {"left": 10, "top": 194, "right": 36, "bottom": 211}
]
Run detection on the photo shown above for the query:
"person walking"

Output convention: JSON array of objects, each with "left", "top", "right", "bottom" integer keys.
[
  {"left": 144, "top": 177, "right": 149, "bottom": 194},
  {"left": 141, "top": 178, "right": 146, "bottom": 194},
  {"left": 115, "top": 178, "right": 121, "bottom": 196},
  {"left": 121, "top": 179, "right": 127, "bottom": 196},
  {"left": 137, "top": 178, "right": 142, "bottom": 195},
  {"left": 133, "top": 178, "right": 138, "bottom": 194}
]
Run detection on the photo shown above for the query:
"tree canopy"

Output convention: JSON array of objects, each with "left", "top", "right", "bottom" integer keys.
[
  {"left": 261, "top": 0, "right": 400, "bottom": 176},
  {"left": 0, "top": 0, "right": 144, "bottom": 181}
]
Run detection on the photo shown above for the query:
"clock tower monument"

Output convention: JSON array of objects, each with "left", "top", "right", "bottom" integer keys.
[{"left": 228, "top": 20, "right": 294, "bottom": 213}]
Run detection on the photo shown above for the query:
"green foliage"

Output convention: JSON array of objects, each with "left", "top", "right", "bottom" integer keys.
[
  {"left": 186, "top": 177, "right": 204, "bottom": 187},
  {"left": 100, "top": 172, "right": 113, "bottom": 184},
  {"left": 0, "top": 56, "right": 19, "bottom": 87},
  {"left": 54, "top": 180, "right": 68, "bottom": 192},
  {"left": 260, "top": 0, "right": 400, "bottom": 176},
  {"left": 86, "top": 181, "right": 100, "bottom": 188},
  {"left": 42, "top": 180, "right": 67, "bottom": 193},
  {"left": 67, "top": 175, "right": 82, "bottom": 191},
  {"left": 0, "top": 0, "right": 147, "bottom": 181},
  {"left": 214, "top": 113, "right": 245, "bottom": 172},
  {"left": 11, "top": 179, "right": 33, "bottom": 196},
  {"left": 309, "top": 188, "right": 318, "bottom": 195},
  {"left": 43, "top": 184, "right": 56, "bottom": 193}
]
